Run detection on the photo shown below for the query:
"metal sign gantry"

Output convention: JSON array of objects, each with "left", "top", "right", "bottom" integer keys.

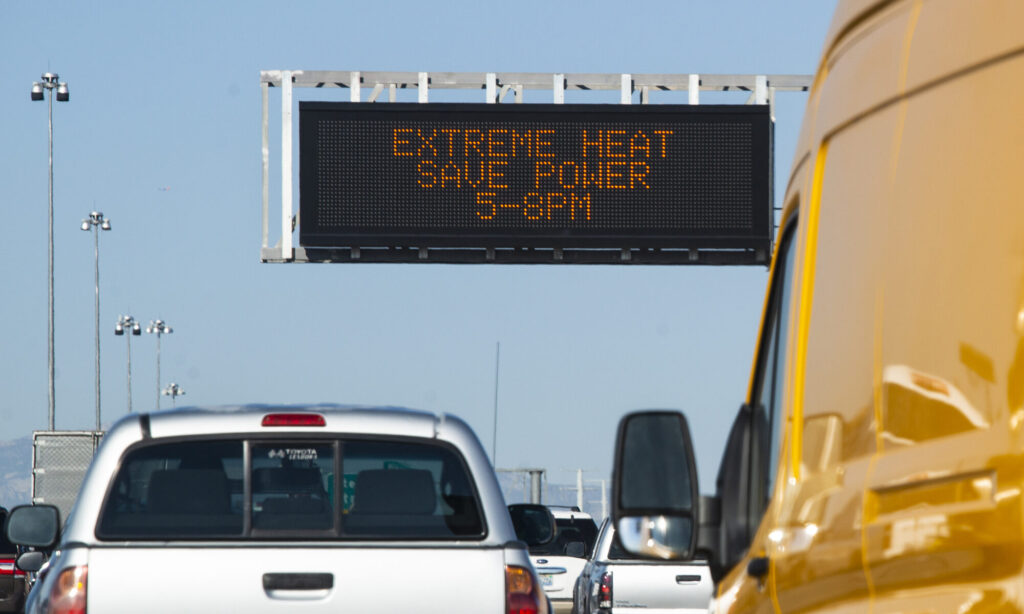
[{"left": 260, "top": 71, "right": 812, "bottom": 264}]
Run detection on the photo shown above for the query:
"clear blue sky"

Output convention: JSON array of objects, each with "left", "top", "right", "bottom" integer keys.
[{"left": 1, "top": 0, "right": 838, "bottom": 492}]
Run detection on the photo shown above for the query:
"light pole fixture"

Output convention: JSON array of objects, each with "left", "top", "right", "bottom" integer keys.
[
  {"left": 162, "top": 382, "right": 185, "bottom": 407},
  {"left": 114, "top": 315, "right": 141, "bottom": 413},
  {"left": 81, "top": 211, "right": 111, "bottom": 430},
  {"left": 146, "top": 319, "right": 173, "bottom": 409},
  {"left": 32, "top": 71, "right": 70, "bottom": 431}
]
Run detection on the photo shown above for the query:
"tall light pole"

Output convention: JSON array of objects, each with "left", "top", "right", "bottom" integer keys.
[
  {"left": 162, "top": 382, "right": 185, "bottom": 408},
  {"left": 146, "top": 319, "right": 172, "bottom": 409},
  {"left": 114, "top": 315, "right": 141, "bottom": 413},
  {"left": 492, "top": 341, "right": 500, "bottom": 466},
  {"left": 32, "top": 72, "right": 70, "bottom": 431},
  {"left": 81, "top": 211, "right": 110, "bottom": 430}
]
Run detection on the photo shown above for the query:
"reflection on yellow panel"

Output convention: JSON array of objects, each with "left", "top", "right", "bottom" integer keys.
[{"left": 881, "top": 365, "right": 988, "bottom": 448}]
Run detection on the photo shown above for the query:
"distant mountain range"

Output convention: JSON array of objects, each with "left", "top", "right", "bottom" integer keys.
[{"left": 0, "top": 436, "right": 33, "bottom": 508}]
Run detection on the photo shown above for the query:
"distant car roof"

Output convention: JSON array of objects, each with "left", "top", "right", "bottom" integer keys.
[{"left": 548, "top": 506, "right": 593, "bottom": 521}]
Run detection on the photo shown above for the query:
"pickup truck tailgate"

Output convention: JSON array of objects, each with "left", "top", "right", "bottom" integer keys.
[
  {"left": 609, "top": 561, "right": 712, "bottom": 612},
  {"left": 87, "top": 546, "right": 506, "bottom": 613}
]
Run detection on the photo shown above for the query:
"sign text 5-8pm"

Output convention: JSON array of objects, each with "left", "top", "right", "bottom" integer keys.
[{"left": 391, "top": 127, "right": 675, "bottom": 223}]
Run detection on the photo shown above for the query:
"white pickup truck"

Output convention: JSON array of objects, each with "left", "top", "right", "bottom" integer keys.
[
  {"left": 5, "top": 405, "right": 552, "bottom": 614},
  {"left": 572, "top": 518, "right": 713, "bottom": 614}
]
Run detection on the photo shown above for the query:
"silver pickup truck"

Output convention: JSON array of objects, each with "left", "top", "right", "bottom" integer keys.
[
  {"left": 573, "top": 518, "right": 713, "bottom": 614},
  {"left": 6, "top": 405, "right": 551, "bottom": 614}
]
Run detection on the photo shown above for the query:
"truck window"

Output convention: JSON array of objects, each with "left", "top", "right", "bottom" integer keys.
[
  {"left": 750, "top": 222, "right": 798, "bottom": 512},
  {"left": 97, "top": 440, "right": 245, "bottom": 538},
  {"left": 251, "top": 442, "right": 336, "bottom": 532},
  {"left": 97, "top": 438, "right": 485, "bottom": 540},
  {"left": 528, "top": 516, "right": 599, "bottom": 557},
  {"left": 341, "top": 440, "right": 485, "bottom": 538},
  {"left": 608, "top": 531, "right": 644, "bottom": 560}
]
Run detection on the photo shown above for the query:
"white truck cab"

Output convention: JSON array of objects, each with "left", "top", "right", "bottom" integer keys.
[{"left": 6, "top": 405, "right": 550, "bottom": 614}]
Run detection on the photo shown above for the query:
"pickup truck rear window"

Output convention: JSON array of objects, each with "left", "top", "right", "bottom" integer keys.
[
  {"left": 97, "top": 438, "right": 484, "bottom": 540},
  {"left": 608, "top": 535, "right": 645, "bottom": 560},
  {"left": 529, "top": 516, "right": 599, "bottom": 557}
]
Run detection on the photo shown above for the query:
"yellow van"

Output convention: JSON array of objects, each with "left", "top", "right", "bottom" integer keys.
[{"left": 612, "top": 1, "right": 1024, "bottom": 611}]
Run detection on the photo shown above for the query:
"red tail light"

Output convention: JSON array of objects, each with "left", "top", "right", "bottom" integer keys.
[
  {"left": 51, "top": 565, "right": 87, "bottom": 614},
  {"left": 598, "top": 570, "right": 613, "bottom": 610},
  {"left": 0, "top": 558, "right": 20, "bottom": 577},
  {"left": 261, "top": 413, "right": 326, "bottom": 427},
  {"left": 506, "top": 565, "right": 549, "bottom": 614}
]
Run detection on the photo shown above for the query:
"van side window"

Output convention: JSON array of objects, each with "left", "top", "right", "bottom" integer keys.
[{"left": 751, "top": 223, "right": 798, "bottom": 510}]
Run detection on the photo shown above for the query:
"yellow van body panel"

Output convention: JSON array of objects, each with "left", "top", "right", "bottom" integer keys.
[{"left": 720, "top": 0, "right": 1024, "bottom": 611}]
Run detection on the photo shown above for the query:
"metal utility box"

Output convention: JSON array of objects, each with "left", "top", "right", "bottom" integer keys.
[{"left": 32, "top": 431, "right": 103, "bottom": 523}]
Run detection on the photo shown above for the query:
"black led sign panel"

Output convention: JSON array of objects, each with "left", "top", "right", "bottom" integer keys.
[{"left": 299, "top": 102, "right": 771, "bottom": 263}]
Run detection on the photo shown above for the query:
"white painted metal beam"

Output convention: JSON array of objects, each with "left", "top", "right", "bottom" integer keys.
[
  {"left": 261, "top": 81, "right": 269, "bottom": 250},
  {"left": 486, "top": 73, "right": 496, "bottom": 103},
  {"left": 418, "top": 72, "right": 428, "bottom": 103},
  {"left": 350, "top": 71, "right": 360, "bottom": 102},
  {"left": 280, "top": 70, "right": 293, "bottom": 259}
]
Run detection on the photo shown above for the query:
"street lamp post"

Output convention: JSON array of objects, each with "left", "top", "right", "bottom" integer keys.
[
  {"left": 81, "top": 211, "right": 110, "bottom": 430},
  {"left": 146, "top": 320, "right": 172, "bottom": 409},
  {"left": 32, "top": 72, "right": 70, "bottom": 431},
  {"left": 114, "top": 315, "right": 141, "bottom": 413},
  {"left": 162, "top": 382, "right": 185, "bottom": 408}
]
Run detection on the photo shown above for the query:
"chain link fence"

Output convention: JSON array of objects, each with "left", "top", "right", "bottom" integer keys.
[
  {"left": 498, "top": 469, "right": 608, "bottom": 521},
  {"left": 32, "top": 431, "right": 104, "bottom": 523}
]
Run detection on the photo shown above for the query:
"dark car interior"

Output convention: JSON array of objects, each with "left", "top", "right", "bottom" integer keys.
[{"left": 528, "top": 511, "right": 599, "bottom": 558}]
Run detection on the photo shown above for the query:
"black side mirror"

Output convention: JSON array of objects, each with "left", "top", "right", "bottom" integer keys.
[
  {"left": 612, "top": 411, "right": 700, "bottom": 560},
  {"left": 16, "top": 550, "right": 46, "bottom": 573},
  {"left": 508, "top": 504, "right": 555, "bottom": 547},
  {"left": 5, "top": 504, "right": 60, "bottom": 550}
]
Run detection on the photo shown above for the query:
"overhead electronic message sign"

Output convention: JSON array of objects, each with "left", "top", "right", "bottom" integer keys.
[{"left": 299, "top": 102, "right": 771, "bottom": 263}]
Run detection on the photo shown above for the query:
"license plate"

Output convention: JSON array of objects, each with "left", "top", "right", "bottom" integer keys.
[{"left": 541, "top": 574, "right": 553, "bottom": 587}]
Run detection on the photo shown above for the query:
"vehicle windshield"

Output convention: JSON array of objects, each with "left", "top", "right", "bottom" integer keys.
[
  {"left": 96, "top": 437, "right": 484, "bottom": 540},
  {"left": 529, "top": 513, "right": 599, "bottom": 557}
]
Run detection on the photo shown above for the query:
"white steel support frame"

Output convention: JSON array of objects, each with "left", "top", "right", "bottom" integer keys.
[
  {"left": 259, "top": 71, "right": 812, "bottom": 263},
  {"left": 281, "top": 71, "right": 293, "bottom": 257}
]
